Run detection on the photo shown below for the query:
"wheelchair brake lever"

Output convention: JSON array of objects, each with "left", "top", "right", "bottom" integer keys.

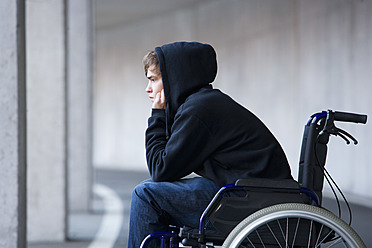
[
  {"left": 337, "top": 128, "right": 358, "bottom": 145},
  {"left": 321, "top": 118, "right": 358, "bottom": 145},
  {"left": 336, "top": 131, "right": 351, "bottom": 145}
]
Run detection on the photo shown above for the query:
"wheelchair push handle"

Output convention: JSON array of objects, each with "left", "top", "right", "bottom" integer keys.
[
  {"left": 319, "top": 110, "right": 368, "bottom": 145},
  {"left": 334, "top": 111, "right": 367, "bottom": 124}
]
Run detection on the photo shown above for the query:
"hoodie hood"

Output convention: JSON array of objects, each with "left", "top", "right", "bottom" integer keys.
[{"left": 155, "top": 41, "right": 217, "bottom": 135}]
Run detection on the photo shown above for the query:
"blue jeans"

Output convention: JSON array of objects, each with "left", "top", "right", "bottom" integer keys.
[{"left": 128, "top": 176, "right": 220, "bottom": 248}]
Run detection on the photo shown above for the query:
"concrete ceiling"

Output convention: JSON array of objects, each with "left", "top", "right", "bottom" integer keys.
[{"left": 95, "top": 0, "right": 206, "bottom": 30}]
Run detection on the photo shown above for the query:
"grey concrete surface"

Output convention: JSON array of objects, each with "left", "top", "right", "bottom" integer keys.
[
  {"left": 67, "top": 0, "right": 94, "bottom": 213},
  {"left": 26, "top": 0, "right": 94, "bottom": 242},
  {"left": 26, "top": 0, "right": 68, "bottom": 242},
  {"left": 0, "top": 1, "right": 27, "bottom": 247},
  {"left": 29, "top": 169, "right": 372, "bottom": 247},
  {"left": 28, "top": 169, "right": 149, "bottom": 248}
]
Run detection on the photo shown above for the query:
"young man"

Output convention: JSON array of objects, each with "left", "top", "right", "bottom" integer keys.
[{"left": 128, "top": 41, "right": 292, "bottom": 247}]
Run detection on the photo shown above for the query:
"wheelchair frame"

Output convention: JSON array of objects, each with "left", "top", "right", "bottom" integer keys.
[{"left": 140, "top": 110, "right": 367, "bottom": 248}]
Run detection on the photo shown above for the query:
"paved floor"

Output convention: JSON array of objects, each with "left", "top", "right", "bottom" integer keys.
[
  {"left": 28, "top": 169, "right": 372, "bottom": 247},
  {"left": 28, "top": 169, "right": 149, "bottom": 248}
]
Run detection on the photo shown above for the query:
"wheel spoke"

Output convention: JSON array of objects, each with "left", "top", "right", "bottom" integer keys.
[
  {"left": 255, "top": 229, "right": 266, "bottom": 248},
  {"left": 266, "top": 223, "right": 282, "bottom": 247},
  {"left": 291, "top": 218, "right": 300, "bottom": 248},
  {"left": 307, "top": 219, "right": 313, "bottom": 248},
  {"left": 326, "top": 237, "right": 348, "bottom": 248},
  {"left": 317, "top": 229, "right": 337, "bottom": 247},
  {"left": 277, "top": 219, "right": 286, "bottom": 244},
  {"left": 245, "top": 236, "right": 256, "bottom": 248},
  {"left": 285, "top": 218, "right": 289, "bottom": 248},
  {"left": 314, "top": 224, "right": 324, "bottom": 247}
]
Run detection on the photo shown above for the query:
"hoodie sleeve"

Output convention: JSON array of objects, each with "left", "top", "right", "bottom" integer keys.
[{"left": 146, "top": 108, "right": 214, "bottom": 182}]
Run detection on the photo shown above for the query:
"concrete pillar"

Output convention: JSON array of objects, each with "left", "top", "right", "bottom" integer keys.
[
  {"left": 26, "top": 0, "right": 67, "bottom": 242},
  {"left": 67, "top": 0, "right": 93, "bottom": 212},
  {"left": 0, "top": 1, "right": 26, "bottom": 247}
]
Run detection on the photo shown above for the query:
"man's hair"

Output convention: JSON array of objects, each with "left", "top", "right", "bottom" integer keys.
[{"left": 143, "top": 50, "right": 160, "bottom": 76}]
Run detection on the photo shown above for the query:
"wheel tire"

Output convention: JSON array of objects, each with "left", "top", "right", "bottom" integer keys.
[{"left": 222, "top": 203, "right": 366, "bottom": 248}]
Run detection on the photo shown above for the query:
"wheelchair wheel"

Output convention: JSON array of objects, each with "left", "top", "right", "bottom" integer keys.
[{"left": 222, "top": 203, "right": 366, "bottom": 248}]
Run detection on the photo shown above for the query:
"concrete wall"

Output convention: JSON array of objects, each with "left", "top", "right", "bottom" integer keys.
[
  {"left": 26, "top": 0, "right": 93, "bottom": 242},
  {"left": 94, "top": 0, "right": 372, "bottom": 201},
  {"left": 0, "top": 1, "right": 27, "bottom": 247},
  {"left": 0, "top": 0, "right": 92, "bottom": 244},
  {"left": 26, "top": 0, "right": 67, "bottom": 241},
  {"left": 67, "top": 0, "right": 93, "bottom": 212}
]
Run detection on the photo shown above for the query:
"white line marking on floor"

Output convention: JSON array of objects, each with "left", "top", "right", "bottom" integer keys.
[{"left": 88, "top": 184, "right": 123, "bottom": 248}]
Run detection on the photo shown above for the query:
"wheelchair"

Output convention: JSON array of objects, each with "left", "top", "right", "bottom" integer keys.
[{"left": 141, "top": 109, "right": 368, "bottom": 248}]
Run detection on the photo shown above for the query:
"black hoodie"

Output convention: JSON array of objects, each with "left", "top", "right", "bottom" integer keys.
[{"left": 146, "top": 41, "right": 292, "bottom": 187}]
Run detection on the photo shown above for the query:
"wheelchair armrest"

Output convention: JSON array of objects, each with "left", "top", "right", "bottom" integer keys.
[{"left": 235, "top": 178, "right": 300, "bottom": 190}]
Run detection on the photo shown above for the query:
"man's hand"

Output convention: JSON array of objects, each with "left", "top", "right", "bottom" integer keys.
[{"left": 153, "top": 89, "right": 165, "bottom": 109}]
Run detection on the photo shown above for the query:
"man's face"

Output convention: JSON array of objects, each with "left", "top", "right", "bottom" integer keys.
[{"left": 145, "top": 64, "right": 163, "bottom": 102}]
